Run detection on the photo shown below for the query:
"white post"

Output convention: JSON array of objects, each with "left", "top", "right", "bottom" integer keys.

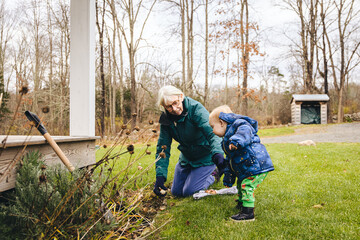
[{"left": 70, "top": 0, "right": 95, "bottom": 136}]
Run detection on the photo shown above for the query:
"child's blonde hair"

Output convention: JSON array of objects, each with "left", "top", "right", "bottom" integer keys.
[{"left": 209, "top": 105, "right": 233, "bottom": 124}]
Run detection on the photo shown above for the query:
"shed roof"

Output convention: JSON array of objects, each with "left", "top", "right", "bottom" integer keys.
[{"left": 291, "top": 94, "right": 329, "bottom": 103}]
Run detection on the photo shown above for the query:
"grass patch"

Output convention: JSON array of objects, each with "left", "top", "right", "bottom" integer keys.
[
  {"left": 148, "top": 143, "right": 360, "bottom": 239},
  {"left": 258, "top": 126, "right": 297, "bottom": 137},
  {"left": 258, "top": 124, "right": 331, "bottom": 138}
]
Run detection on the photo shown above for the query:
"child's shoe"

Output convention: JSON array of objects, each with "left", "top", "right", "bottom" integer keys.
[{"left": 230, "top": 207, "right": 255, "bottom": 222}]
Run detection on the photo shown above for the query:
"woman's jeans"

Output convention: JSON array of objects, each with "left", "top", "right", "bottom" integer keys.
[{"left": 171, "top": 162, "right": 216, "bottom": 197}]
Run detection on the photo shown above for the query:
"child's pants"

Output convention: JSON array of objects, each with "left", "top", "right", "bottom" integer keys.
[
  {"left": 237, "top": 172, "right": 268, "bottom": 208},
  {"left": 171, "top": 162, "right": 216, "bottom": 197}
]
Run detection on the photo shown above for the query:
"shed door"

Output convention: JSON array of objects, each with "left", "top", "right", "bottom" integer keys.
[{"left": 301, "top": 103, "right": 320, "bottom": 124}]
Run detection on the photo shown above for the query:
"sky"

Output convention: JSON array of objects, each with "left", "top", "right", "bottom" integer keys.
[
  {"left": 4, "top": 0, "right": 299, "bottom": 91},
  {"left": 140, "top": 0, "right": 300, "bottom": 90},
  {"left": 5, "top": 0, "right": 359, "bottom": 92}
]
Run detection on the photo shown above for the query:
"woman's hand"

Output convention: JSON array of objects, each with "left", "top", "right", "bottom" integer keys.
[
  {"left": 212, "top": 153, "right": 225, "bottom": 169},
  {"left": 153, "top": 176, "right": 168, "bottom": 197}
]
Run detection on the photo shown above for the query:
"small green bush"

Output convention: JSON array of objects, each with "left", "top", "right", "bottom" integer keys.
[{"left": 0, "top": 151, "right": 112, "bottom": 239}]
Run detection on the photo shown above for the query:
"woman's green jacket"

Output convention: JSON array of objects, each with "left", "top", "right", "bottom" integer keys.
[{"left": 155, "top": 97, "right": 223, "bottom": 180}]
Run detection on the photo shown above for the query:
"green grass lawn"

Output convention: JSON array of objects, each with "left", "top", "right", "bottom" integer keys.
[
  {"left": 96, "top": 142, "right": 360, "bottom": 240},
  {"left": 257, "top": 123, "right": 331, "bottom": 138},
  {"left": 258, "top": 126, "right": 297, "bottom": 137}
]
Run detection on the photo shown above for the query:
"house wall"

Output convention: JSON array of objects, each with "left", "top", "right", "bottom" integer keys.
[
  {"left": 320, "top": 102, "right": 327, "bottom": 124},
  {"left": 291, "top": 101, "right": 301, "bottom": 125}
]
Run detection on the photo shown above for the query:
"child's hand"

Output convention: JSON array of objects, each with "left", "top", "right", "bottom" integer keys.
[{"left": 229, "top": 143, "right": 237, "bottom": 151}]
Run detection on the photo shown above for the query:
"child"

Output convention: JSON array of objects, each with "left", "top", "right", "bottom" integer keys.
[{"left": 209, "top": 105, "right": 274, "bottom": 222}]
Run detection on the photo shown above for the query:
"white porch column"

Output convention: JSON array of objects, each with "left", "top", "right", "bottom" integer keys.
[{"left": 70, "top": 0, "right": 95, "bottom": 136}]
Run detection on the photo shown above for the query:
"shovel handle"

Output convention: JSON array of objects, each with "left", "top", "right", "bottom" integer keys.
[{"left": 43, "top": 133, "right": 75, "bottom": 172}]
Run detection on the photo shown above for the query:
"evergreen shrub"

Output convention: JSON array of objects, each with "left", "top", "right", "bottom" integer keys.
[{"left": 0, "top": 151, "right": 112, "bottom": 239}]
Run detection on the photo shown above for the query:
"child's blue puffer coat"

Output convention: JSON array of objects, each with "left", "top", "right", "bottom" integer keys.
[{"left": 220, "top": 112, "right": 274, "bottom": 182}]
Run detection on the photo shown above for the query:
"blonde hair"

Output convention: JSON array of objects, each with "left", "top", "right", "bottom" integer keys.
[
  {"left": 209, "top": 105, "right": 233, "bottom": 124},
  {"left": 157, "top": 85, "right": 184, "bottom": 110}
]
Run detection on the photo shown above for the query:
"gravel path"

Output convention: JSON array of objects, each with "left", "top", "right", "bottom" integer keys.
[{"left": 261, "top": 122, "right": 360, "bottom": 143}]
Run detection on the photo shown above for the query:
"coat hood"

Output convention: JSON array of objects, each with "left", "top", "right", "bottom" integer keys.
[{"left": 219, "top": 112, "right": 258, "bottom": 133}]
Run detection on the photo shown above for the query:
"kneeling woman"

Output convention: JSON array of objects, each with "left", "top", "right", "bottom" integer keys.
[{"left": 153, "top": 86, "right": 224, "bottom": 197}]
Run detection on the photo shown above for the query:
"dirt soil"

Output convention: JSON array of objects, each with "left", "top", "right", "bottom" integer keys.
[{"left": 261, "top": 122, "right": 360, "bottom": 143}]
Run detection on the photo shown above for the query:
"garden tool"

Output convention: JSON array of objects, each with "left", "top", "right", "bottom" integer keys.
[
  {"left": 25, "top": 110, "right": 75, "bottom": 172},
  {"left": 193, "top": 186, "right": 238, "bottom": 200}
]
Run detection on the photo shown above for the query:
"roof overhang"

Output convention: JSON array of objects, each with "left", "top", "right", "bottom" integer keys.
[{"left": 291, "top": 94, "right": 329, "bottom": 104}]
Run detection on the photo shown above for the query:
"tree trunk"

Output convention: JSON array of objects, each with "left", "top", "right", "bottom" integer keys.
[
  {"left": 204, "top": 0, "right": 209, "bottom": 107},
  {"left": 186, "top": 0, "right": 194, "bottom": 94},
  {"left": 241, "top": 0, "right": 249, "bottom": 115},
  {"left": 181, "top": 0, "right": 186, "bottom": 95},
  {"left": 96, "top": 0, "right": 106, "bottom": 137}
]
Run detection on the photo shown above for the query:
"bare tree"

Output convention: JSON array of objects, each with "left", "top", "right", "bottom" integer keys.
[
  {"left": 210, "top": 0, "right": 262, "bottom": 113},
  {"left": 240, "top": 0, "right": 249, "bottom": 115},
  {"left": 107, "top": 0, "right": 118, "bottom": 135},
  {"left": 203, "top": 0, "right": 209, "bottom": 107},
  {"left": 116, "top": 0, "right": 157, "bottom": 128},
  {"left": 317, "top": 0, "right": 332, "bottom": 122},
  {"left": 0, "top": 0, "right": 15, "bottom": 121},
  {"left": 284, "top": 0, "right": 320, "bottom": 93},
  {"left": 185, "top": 0, "right": 194, "bottom": 93},
  {"left": 25, "top": 0, "right": 47, "bottom": 111},
  {"left": 96, "top": 0, "right": 106, "bottom": 138},
  {"left": 324, "top": 0, "right": 360, "bottom": 122}
]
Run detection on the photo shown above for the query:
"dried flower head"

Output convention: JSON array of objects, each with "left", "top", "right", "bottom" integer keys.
[
  {"left": 159, "top": 152, "right": 166, "bottom": 158},
  {"left": 121, "top": 125, "right": 127, "bottom": 129},
  {"left": 41, "top": 165, "right": 47, "bottom": 171},
  {"left": 149, "top": 120, "right": 154, "bottom": 125},
  {"left": 161, "top": 145, "right": 167, "bottom": 150},
  {"left": 39, "top": 174, "right": 47, "bottom": 183},
  {"left": 129, "top": 151, "right": 134, "bottom": 155},
  {"left": 147, "top": 143, "right": 151, "bottom": 147},
  {"left": 152, "top": 129, "right": 157, "bottom": 133},
  {"left": 126, "top": 130, "right": 131, "bottom": 135},
  {"left": 134, "top": 126, "right": 140, "bottom": 131},
  {"left": 127, "top": 144, "right": 134, "bottom": 152},
  {"left": 146, "top": 151, "right": 151, "bottom": 155},
  {"left": 132, "top": 113, "right": 137, "bottom": 117},
  {"left": 19, "top": 86, "right": 29, "bottom": 95},
  {"left": 137, "top": 166, "right": 143, "bottom": 170},
  {"left": 42, "top": 106, "right": 50, "bottom": 113},
  {"left": 103, "top": 144, "right": 107, "bottom": 149}
]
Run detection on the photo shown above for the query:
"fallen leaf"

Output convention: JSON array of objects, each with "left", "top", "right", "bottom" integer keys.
[{"left": 313, "top": 204, "right": 323, "bottom": 208}]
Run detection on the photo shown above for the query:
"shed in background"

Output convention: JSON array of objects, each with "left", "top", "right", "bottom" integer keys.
[{"left": 291, "top": 94, "right": 330, "bottom": 125}]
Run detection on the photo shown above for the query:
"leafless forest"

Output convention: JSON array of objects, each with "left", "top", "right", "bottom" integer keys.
[{"left": 1, "top": 0, "right": 360, "bottom": 137}]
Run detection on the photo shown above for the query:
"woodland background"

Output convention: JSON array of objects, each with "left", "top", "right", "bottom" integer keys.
[{"left": 0, "top": 0, "right": 360, "bottom": 138}]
